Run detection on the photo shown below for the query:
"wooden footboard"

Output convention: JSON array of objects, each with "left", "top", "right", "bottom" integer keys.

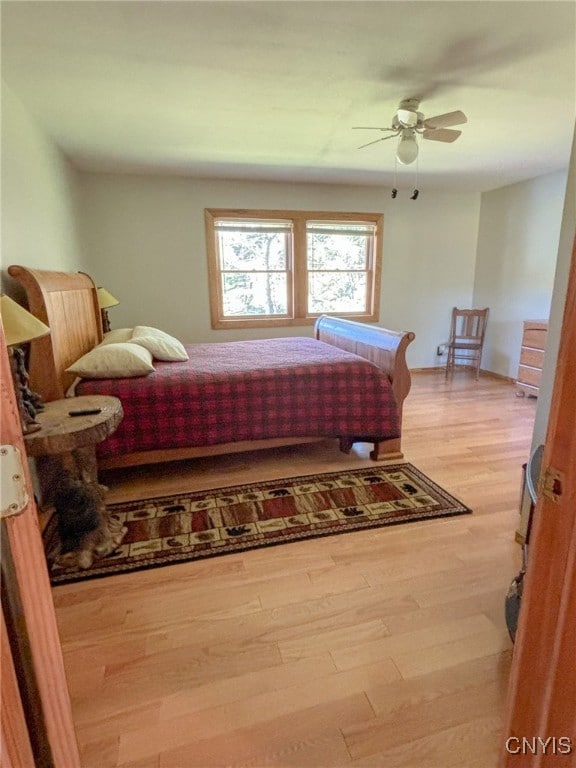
[{"left": 314, "top": 314, "right": 415, "bottom": 427}]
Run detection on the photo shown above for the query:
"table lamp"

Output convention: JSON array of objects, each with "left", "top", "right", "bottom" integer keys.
[
  {"left": 97, "top": 287, "right": 120, "bottom": 333},
  {"left": 1, "top": 295, "right": 51, "bottom": 434}
]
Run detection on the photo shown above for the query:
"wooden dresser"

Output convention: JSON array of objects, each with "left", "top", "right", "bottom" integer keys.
[{"left": 516, "top": 320, "right": 548, "bottom": 397}]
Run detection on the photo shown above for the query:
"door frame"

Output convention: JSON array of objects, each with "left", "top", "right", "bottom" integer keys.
[{"left": 1, "top": 320, "right": 80, "bottom": 767}]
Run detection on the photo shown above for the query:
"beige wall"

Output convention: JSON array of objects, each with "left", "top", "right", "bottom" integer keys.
[
  {"left": 474, "top": 171, "right": 567, "bottom": 378},
  {"left": 1, "top": 86, "right": 86, "bottom": 300},
  {"left": 78, "top": 173, "right": 481, "bottom": 368}
]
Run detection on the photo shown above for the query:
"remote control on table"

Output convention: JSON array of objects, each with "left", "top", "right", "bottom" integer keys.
[{"left": 68, "top": 408, "right": 102, "bottom": 416}]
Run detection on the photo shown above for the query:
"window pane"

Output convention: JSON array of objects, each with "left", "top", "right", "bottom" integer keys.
[
  {"left": 307, "top": 232, "right": 368, "bottom": 270},
  {"left": 219, "top": 231, "right": 288, "bottom": 271},
  {"left": 308, "top": 272, "right": 367, "bottom": 314},
  {"left": 222, "top": 272, "right": 288, "bottom": 316}
]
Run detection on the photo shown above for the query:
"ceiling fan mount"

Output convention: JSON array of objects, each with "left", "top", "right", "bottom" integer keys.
[
  {"left": 395, "top": 98, "right": 422, "bottom": 128},
  {"left": 353, "top": 98, "right": 467, "bottom": 164}
]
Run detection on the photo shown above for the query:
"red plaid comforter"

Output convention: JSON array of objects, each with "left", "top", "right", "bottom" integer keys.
[{"left": 75, "top": 337, "right": 400, "bottom": 458}]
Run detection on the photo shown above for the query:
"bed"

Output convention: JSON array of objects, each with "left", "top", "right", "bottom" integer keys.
[{"left": 8, "top": 265, "right": 415, "bottom": 469}]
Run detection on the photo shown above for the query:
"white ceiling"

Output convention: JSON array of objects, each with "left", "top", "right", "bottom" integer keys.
[{"left": 2, "top": 1, "right": 575, "bottom": 191}]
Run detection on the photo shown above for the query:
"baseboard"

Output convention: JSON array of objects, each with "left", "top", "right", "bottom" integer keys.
[
  {"left": 479, "top": 369, "right": 516, "bottom": 383},
  {"left": 410, "top": 366, "right": 516, "bottom": 384},
  {"left": 411, "top": 366, "right": 445, "bottom": 373}
]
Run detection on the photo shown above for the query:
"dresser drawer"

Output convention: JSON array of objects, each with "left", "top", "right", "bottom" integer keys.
[
  {"left": 520, "top": 347, "right": 545, "bottom": 369},
  {"left": 522, "top": 328, "right": 547, "bottom": 350},
  {"left": 517, "top": 365, "right": 543, "bottom": 388},
  {"left": 517, "top": 320, "right": 548, "bottom": 397}
]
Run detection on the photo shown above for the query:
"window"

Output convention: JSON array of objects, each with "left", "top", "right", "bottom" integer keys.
[{"left": 205, "top": 209, "right": 382, "bottom": 328}]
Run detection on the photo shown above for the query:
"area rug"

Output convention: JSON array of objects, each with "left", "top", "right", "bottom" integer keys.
[{"left": 46, "top": 463, "right": 471, "bottom": 585}]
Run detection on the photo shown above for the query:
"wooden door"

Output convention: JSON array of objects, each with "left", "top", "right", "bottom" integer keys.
[
  {"left": 501, "top": 234, "right": 576, "bottom": 766},
  {"left": 1, "top": 608, "right": 36, "bottom": 768},
  {"left": 0, "top": 321, "right": 80, "bottom": 767}
]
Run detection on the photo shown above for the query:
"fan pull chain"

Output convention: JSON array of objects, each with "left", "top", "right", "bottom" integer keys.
[
  {"left": 391, "top": 158, "right": 398, "bottom": 198},
  {"left": 391, "top": 157, "right": 420, "bottom": 200},
  {"left": 411, "top": 157, "right": 420, "bottom": 200}
]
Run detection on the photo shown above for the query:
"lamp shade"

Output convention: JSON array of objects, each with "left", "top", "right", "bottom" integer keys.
[
  {"left": 97, "top": 287, "right": 120, "bottom": 309},
  {"left": 0, "top": 295, "right": 51, "bottom": 346},
  {"left": 396, "top": 130, "right": 419, "bottom": 165}
]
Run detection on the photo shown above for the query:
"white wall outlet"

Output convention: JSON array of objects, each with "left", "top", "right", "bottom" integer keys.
[{"left": 436, "top": 344, "right": 447, "bottom": 356}]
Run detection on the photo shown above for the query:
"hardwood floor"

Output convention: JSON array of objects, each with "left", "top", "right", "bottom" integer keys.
[{"left": 52, "top": 370, "right": 538, "bottom": 768}]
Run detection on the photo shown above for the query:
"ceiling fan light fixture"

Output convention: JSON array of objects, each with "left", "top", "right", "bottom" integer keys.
[{"left": 396, "top": 130, "right": 419, "bottom": 165}]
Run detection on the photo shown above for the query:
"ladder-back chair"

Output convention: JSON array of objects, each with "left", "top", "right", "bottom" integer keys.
[{"left": 445, "top": 307, "right": 489, "bottom": 380}]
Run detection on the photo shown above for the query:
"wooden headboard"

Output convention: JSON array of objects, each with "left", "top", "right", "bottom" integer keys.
[{"left": 8, "top": 266, "right": 103, "bottom": 402}]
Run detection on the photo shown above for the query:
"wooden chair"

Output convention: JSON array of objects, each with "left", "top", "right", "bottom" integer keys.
[{"left": 445, "top": 307, "right": 489, "bottom": 380}]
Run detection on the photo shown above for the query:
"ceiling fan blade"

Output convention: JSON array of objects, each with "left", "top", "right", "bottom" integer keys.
[
  {"left": 422, "top": 128, "right": 462, "bottom": 143},
  {"left": 357, "top": 135, "right": 397, "bottom": 149},
  {"left": 352, "top": 126, "right": 395, "bottom": 131},
  {"left": 424, "top": 110, "right": 467, "bottom": 129}
]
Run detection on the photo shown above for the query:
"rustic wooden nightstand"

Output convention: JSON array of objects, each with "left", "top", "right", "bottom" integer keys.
[
  {"left": 23, "top": 395, "right": 123, "bottom": 491},
  {"left": 23, "top": 395, "right": 125, "bottom": 569}
]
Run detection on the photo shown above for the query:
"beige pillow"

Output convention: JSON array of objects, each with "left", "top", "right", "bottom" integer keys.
[
  {"left": 101, "top": 328, "right": 134, "bottom": 345},
  {"left": 130, "top": 325, "right": 189, "bottom": 362},
  {"left": 66, "top": 342, "right": 154, "bottom": 378}
]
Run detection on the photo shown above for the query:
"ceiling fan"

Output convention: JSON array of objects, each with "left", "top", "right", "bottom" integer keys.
[{"left": 353, "top": 98, "right": 467, "bottom": 164}]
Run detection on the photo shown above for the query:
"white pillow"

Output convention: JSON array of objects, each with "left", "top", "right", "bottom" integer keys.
[
  {"left": 66, "top": 342, "right": 154, "bottom": 378},
  {"left": 100, "top": 328, "right": 134, "bottom": 345},
  {"left": 130, "top": 325, "right": 189, "bottom": 362}
]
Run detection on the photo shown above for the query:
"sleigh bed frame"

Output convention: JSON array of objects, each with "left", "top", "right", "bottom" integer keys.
[{"left": 8, "top": 265, "right": 415, "bottom": 468}]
